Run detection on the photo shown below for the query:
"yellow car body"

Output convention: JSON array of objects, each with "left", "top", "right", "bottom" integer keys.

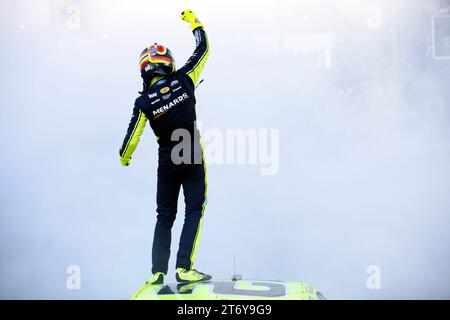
[{"left": 132, "top": 280, "right": 325, "bottom": 300}]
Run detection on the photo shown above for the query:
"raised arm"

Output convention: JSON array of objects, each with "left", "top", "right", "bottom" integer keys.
[
  {"left": 178, "top": 10, "right": 210, "bottom": 86},
  {"left": 119, "top": 103, "right": 147, "bottom": 166}
]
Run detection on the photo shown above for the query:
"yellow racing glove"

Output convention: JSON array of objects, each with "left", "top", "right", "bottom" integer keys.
[
  {"left": 180, "top": 9, "right": 204, "bottom": 30},
  {"left": 120, "top": 154, "right": 131, "bottom": 167}
]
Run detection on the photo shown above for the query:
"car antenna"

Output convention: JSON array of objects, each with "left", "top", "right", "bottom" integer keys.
[
  {"left": 231, "top": 255, "right": 242, "bottom": 281},
  {"left": 196, "top": 78, "right": 205, "bottom": 89}
]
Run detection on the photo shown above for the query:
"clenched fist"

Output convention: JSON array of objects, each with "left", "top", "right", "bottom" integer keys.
[{"left": 180, "top": 9, "right": 204, "bottom": 30}]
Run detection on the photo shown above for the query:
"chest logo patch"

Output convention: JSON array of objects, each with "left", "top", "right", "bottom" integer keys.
[
  {"left": 160, "top": 87, "right": 170, "bottom": 94},
  {"left": 152, "top": 93, "right": 189, "bottom": 119}
]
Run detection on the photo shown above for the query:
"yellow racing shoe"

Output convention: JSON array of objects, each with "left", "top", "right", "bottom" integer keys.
[
  {"left": 146, "top": 272, "right": 165, "bottom": 285},
  {"left": 176, "top": 268, "right": 212, "bottom": 283}
]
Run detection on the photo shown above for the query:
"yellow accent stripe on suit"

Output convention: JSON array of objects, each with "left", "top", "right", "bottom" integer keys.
[
  {"left": 189, "top": 140, "right": 208, "bottom": 269},
  {"left": 186, "top": 33, "right": 210, "bottom": 86},
  {"left": 122, "top": 111, "right": 147, "bottom": 159}
]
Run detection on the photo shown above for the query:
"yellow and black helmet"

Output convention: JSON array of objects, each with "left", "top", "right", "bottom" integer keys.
[{"left": 139, "top": 43, "right": 176, "bottom": 81}]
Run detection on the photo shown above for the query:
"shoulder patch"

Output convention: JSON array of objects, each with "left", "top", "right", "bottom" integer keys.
[{"left": 155, "top": 79, "right": 167, "bottom": 86}]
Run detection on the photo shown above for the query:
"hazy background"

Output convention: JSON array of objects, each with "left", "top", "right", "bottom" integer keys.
[{"left": 1, "top": 0, "right": 449, "bottom": 299}]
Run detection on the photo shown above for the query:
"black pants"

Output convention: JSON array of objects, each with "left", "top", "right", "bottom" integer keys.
[{"left": 151, "top": 144, "right": 207, "bottom": 274}]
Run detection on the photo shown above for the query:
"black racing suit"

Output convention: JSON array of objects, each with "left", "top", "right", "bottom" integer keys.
[{"left": 119, "top": 27, "right": 210, "bottom": 274}]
